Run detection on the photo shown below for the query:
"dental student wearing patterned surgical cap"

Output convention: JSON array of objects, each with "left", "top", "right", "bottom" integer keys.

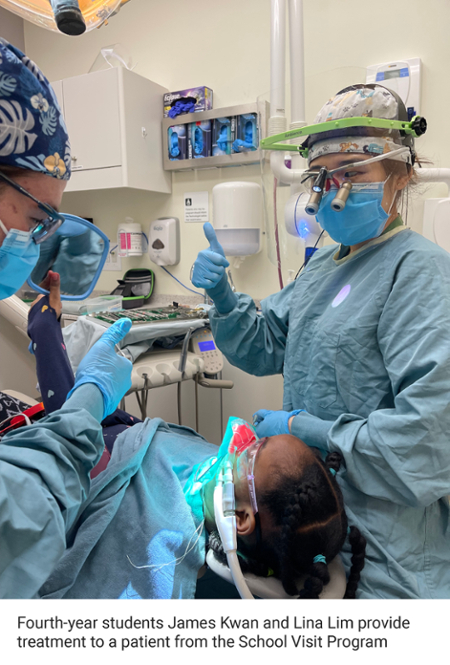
[
  {"left": 192, "top": 84, "right": 450, "bottom": 599},
  {"left": 0, "top": 39, "right": 133, "bottom": 599}
]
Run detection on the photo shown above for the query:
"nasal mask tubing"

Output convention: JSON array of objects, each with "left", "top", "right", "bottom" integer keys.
[
  {"left": 304, "top": 147, "right": 409, "bottom": 215},
  {"left": 214, "top": 460, "right": 254, "bottom": 599}
]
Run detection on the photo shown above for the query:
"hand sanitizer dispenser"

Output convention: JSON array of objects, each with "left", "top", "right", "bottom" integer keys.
[{"left": 148, "top": 217, "right": 180, "bottom": 266}]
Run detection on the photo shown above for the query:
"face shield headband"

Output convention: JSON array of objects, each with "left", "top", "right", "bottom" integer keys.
[{"left": 260, "top": 114, "right": 427, "bottom": 158}]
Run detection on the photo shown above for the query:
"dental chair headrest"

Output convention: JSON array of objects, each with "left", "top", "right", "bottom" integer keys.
[{"left": 205, "top": 550, "right": 347, "bottom": 599}]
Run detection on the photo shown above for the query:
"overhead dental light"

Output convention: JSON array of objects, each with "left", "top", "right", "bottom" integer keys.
[{"left": 0, "top": 0, "right": 132, "bottom": 36}]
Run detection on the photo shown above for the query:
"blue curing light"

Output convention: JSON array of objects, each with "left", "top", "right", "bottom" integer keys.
[{"left": 296, "top": 219, "right": 310, "bottom": 239}]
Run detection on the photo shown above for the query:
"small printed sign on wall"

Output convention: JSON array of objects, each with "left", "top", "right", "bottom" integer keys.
[{"left": 184, "top": 191, "right": 209, "bottom": 223}]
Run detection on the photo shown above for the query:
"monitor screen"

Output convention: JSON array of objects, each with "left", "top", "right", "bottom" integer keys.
[{"left": 198, "top": 340, "right": 216, "bottom": 352}]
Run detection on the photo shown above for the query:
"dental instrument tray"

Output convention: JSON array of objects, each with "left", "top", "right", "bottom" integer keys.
[{"left": 90, "top": 304, "right": 209, "bottom": 325}]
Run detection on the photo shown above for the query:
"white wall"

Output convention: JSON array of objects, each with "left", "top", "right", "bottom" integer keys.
[
  {"left": 0, "top": 7, "right": 25, "bottom": 51},
  {"left": 22, "top": 0, "right": 450, "bottom": 292},
  {"left": 1, "top": 0, "right": 449, "bottom": 442}
]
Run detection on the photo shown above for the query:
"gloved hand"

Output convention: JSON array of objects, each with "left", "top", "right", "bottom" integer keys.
[
  {"left": 253, "top": 408, "right": 303, "bottom": 438},
  {"left": 192, "top": 222, "right": 228, "bottom": 289},
  {"left": 67, "top": 318, "right": 133, "bottom": 419},
  {"left": 191, "top": 223, "right": 237, "bottom": 315}
]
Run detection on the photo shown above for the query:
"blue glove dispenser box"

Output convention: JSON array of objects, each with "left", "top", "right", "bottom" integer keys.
[
  {"left": 188, "top": 120, "right": 212, "bottom": 159},
  {"left": 212, "top": 117, "right": 236, "bottom": 156},
  {"left": 168, "top": 125, "right": 188, "bottom": 161},
  {"left": 232, "top": 113, "right": 258, "bottom": 153}
]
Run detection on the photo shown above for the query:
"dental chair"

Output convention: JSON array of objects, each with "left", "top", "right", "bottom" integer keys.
[
  {"left": 205, "top": 549, "right": 347, "bottom": 599},
  {"left": 2, "top": 390, "right": 38, "bottom": 406}
]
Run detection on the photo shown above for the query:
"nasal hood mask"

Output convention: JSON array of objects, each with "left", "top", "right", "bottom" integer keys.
[
  {"left": 217, "top": 418, "right": 263, "bottom": 513},
  {"left": 0, "top": 219, "right": 40, "bottom": 300}
]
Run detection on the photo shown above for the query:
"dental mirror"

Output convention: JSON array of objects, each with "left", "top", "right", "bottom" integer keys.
[{"left": 27, "top": 214, "right": 109, "bottom": 300}]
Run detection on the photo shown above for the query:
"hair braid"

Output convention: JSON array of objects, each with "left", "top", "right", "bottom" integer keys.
[
  {"left": 298, "top": 561, "right": 330, "bottom": 599},
  {"left": 343, "top": 525, "right": 367, "bottom": 599},
  {"left": 278, "top": 493, "right": 305, "bottom": 595}
]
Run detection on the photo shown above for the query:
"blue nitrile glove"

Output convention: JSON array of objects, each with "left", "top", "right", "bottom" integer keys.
[
  {"left": 191, "top": 223, "right": 238, "bottom": 314},
  {"left": 170, "top": 132, "right": 180, "bottom": 157},
  {"left": 232, "top": 138, "right": 255, "bottom": 153},
  {"left": 217, "top": 126, "right": 229, "bottom": 152},
  {"left": 253, "top": 408, "right": 304, "bottom": 438},
  {"left": 194, "top": 126, "right": 203, "bottom": 154},
  {"left": 168, "top": 100, "right": 184, "bottom": 119},
  {"left": 67, "top": 318, "right": 133, "bottom": 420}
]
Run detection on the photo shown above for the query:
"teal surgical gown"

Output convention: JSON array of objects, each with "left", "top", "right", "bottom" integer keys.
[
  {"left": 0, "top": 383, "right": 104, "bottom": 598},
  {"left": 210, "top": 224, "right": 450, "bottom": 599}
]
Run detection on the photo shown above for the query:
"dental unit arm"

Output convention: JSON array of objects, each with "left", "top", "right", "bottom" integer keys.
[
  {"left": 213, "top": 461, "right": 254, "bottom": 599},
  {"left": 0, "top": 295, "right": 29, "bottom": 338}
]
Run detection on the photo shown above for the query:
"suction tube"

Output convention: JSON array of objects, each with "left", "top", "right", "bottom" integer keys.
[
  {"left": 50, "top": 0, "right": 86, "bottom": 35},
  {"left": 214, "top": 465, "right": 254, "bottom": 599}
]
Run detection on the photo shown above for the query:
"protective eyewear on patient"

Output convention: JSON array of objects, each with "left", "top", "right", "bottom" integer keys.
[
  {"left": 234, "top": 437, "right": 266, "bottom": 515},
  {"left": 0, "top": 171, "right": 65, "bottom": 244}
]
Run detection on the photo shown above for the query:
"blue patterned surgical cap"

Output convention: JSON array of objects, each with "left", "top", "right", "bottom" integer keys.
[{"left": 0, "top": 38, "right": 71, "bottom": 180}]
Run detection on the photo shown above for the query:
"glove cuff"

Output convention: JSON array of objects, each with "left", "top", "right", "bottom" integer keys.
[
  {"left": 67, "top": 378, "right": 109, "bottom": 421},
  {"left": 286, "top": 409, "right": 304, "bottom": 434},
  {"left": 206, "top": 274, "right": 238, "bottom": 315}
]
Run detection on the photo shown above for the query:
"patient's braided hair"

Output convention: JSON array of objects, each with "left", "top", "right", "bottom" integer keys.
[{"left": 209, "top": 450, "right": 366, "bottom": 598}]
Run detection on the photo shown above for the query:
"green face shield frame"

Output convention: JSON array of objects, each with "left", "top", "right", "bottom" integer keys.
[{"left": 260, "top": 115, "right": 427, "bottom": 157}]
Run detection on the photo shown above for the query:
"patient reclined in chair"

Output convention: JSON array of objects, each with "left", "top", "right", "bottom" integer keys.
[{"left": 4, "top": 296, "right": 365, "bottom": 599}]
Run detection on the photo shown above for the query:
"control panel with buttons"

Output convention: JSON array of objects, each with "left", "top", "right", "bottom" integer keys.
[{"left": 190, "top": 328, "right": 223, "bottom": 375}]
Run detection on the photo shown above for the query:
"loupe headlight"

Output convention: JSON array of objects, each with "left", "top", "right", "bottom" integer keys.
[{"left": 305, "top": 167, "right": 328, "bottom": 215}]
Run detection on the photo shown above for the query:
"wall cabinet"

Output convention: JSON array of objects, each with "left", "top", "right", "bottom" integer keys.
[{"left": 52, "top": 68, "right": 171, "bottom": 194}]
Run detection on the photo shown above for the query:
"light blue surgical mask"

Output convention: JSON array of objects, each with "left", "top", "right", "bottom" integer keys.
[
  {"left": 316, "top": 179, "right": 392, "bottom": 247},
  {"left": 0, "top": 219, "right": 40, "bottom": 300}
]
